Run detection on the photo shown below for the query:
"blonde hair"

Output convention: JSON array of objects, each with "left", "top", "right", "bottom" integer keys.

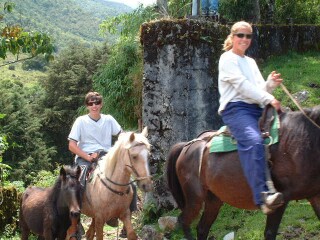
[{"left": 222, "top": 21, "right": 253, "bottom": 51}]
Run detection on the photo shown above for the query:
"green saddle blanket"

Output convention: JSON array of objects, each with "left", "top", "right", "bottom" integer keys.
[{"left": 209, "top": 111, "right": 280, "bottom": 153}]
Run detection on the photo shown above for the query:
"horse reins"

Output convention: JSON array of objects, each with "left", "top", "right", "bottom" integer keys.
[
  {"left": 280, "top": 83, "right": 320, "bottom": 129},
  {"left": 97, "top": 142, "right": 152, "bottom": 196}
]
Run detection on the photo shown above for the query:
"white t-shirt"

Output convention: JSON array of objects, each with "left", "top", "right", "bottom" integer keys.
[
  {"left": 68, "top": 114, "right": 122, "bottom": 155},
  {"left": 218, "top": 50, "right": 277, "bottom": 113}
]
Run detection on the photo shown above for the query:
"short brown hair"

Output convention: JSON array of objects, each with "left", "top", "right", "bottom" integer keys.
[{"left": 84, "top": 91, "right": 103, "bottom": 105}]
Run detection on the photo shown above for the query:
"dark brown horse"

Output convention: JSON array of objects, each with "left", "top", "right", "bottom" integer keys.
[
  {"left": 166, "top": 105, "right": 320, "bottom": 240},
  {"left": 20, "top": 165, "right": 82, "bottom": 240}
]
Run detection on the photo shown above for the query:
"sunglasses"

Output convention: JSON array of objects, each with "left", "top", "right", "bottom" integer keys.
[
  {"left": 87, "top": 100, "right": 101, "bottom": 106},
  {"left": 234, "top": 33, "right": 253, "bottom": 39}
]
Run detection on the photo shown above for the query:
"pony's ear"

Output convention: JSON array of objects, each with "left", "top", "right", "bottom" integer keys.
[
  {"left": 60, "top": 166, "right": 67, "bottom": 180},
  {"left": 142, "top": 126, "right": 148, "bottom": 137},
  {"left": 124, "top": 132, "right": 135, "bottom": 149},
  {"left": 129, "top": 132, "right": 135, "bottom": 142},
  {"left": 76, "top": 166, "right": 81, "bottom": 180}
]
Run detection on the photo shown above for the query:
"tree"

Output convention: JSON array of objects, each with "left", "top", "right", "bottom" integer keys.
[
  {"left": 0, "top": 1, "right": 55, "bottom": 66},
  {"left": 0, "top": 79, "right": 55, "bottom": 184},
  {"left": 252, "top": 0, "right": 261, "bottom": 23}
]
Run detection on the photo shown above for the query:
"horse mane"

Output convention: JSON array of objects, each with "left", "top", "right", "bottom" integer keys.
[
  {"left": 281, "top": 105, "right": 320, "bottom": 148},
  {"left": 103, "top": 131, "right": 151, "bottom": 178}
]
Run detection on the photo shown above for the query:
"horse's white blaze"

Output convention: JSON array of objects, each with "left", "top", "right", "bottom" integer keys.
[{"left": 140, "top": 148, "right": 150, "bottom": 175}]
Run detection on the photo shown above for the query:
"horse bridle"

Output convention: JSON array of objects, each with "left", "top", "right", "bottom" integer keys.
[{"left": 97, "top": 142, "right": 152, "bottom": 196}]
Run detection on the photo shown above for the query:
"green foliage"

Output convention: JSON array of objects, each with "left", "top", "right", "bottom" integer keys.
[
  {"left": 141, "top": 198, "right": 159, "bottom": 224},
  {"left": 0, "top": 29, "right": 55, "bottom": 62},
  {"left": 0, "top": 79, "right": 55, "bottom": 184},
  {"left": 219, "top": 0, "right": 256, "bottom": 22},
  {"left": 0, "top": 187, "right": 20, "bottom": 236},
  {"left": 218, "top": 0, "right": 320, "bottom": 24},
  {"left": 96, "top": 6, "right": 158, "bottom": 129},
  {"left": 167, "top": 0, "right": 192, "bottom": 18},
  {"left": 0, "top": 2, "right": 55, "bottom": 63},
  {"left": 21, "top": 55, "right": 49, "bottom": 72},
  {"left": 94, "top": 39, "right": 141, "bottom": 129},
  {"left": 30, "top": 165, "right": 60, "bottom": 187},
  {"left": 273, "top": 0, "right": 320, "bottom": 24},
  {"left": 5, "top": 0, "right": 132, "bottom": 52},
  {"left": 100, "top": 5, "right": 158, "bottom": 39}
]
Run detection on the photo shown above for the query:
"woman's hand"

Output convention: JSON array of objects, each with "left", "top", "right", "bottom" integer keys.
[
  {"left": 269, "top": 71, "right": 283, "bottom": 86},
  {"left": 270, "top": 98, "right": 281, "bottom": 111}
]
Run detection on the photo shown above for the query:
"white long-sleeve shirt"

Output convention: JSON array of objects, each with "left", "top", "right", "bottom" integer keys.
[{"left": 218, "top": 50, "right": 277, "bottom": 114}]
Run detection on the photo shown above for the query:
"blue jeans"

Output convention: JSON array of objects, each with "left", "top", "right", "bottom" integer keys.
[
  {"left": 201, "top": 0, "right": 218, "bottom": 14},
  {"left": 221, "top": 101, "right": 268, "bottom": 206}
]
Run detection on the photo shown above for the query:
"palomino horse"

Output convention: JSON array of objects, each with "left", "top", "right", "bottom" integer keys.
[
  {"left": 166, "top": 105, "right": 320, "bottom": 240},
  {"left": 81, "top": 127, "right": 153, "bottom": 240},
  {"left": 20, "top": 165, "right": 82, "bottom": 240}
]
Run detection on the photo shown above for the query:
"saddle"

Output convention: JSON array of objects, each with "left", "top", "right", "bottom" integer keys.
[
  {"left": 207, "top": 105, "right": 280, "bottom": 153},
  {"left": 78, "top": 150, "right": 107, "bottom": 187}
]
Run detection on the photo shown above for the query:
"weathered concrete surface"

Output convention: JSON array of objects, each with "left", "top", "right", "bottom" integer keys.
[{"left": 143, "top": 43, "right": 222, "bottom": 168}]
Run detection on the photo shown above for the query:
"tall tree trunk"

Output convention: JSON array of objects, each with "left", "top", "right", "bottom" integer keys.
[
  {"left": 252, "top": 0, "right": 261, "bottom": 23},
  {"left": 267, "top": 0, "right": 275, "bottom": 23},
  {"left": 157, "top": 0, "right": 168, "bottom": 15}
]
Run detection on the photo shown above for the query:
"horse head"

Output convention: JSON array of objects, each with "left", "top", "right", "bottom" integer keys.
[
  {"left": 123, "top": 127, "right": 153, "bottom": 192},
  {"left": 58, "top": 166, "right": 82, "bottom": 240}
]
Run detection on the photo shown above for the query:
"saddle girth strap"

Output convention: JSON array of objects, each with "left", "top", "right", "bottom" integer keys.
[{"left": 264, "top": 145, "right": 276, "bottom": 194}]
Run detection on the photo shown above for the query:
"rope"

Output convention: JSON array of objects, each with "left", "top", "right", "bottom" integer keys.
[{"left": 280, "top": 83, "right": 320, "bottom": 129}]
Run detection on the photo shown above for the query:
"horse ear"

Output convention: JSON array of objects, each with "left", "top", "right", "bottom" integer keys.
[
  {"left": 142, "top": 126, "right": 148, "bottom": 137},
  {"left": 60, "top": 166, "right": 67, "bottom": 180},
  {"left": 129, "top": 132, "right": 135, "bottom": 142}
]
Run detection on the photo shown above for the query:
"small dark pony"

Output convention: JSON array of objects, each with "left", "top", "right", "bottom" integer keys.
[
  {"left": 166, "top": 105, "right": 320, "bottom": 240},
  {"left": 20, "top": 165, "right": 82, "bottom": 240}
]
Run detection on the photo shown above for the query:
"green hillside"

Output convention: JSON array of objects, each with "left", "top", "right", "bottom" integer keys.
[{"left": 4, "top": 0, "right": 132, "bottom": 51}]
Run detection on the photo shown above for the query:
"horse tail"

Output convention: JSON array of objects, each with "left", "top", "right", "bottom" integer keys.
[{"left": 166, "top": 142, "right": 187, "bottom": 209}]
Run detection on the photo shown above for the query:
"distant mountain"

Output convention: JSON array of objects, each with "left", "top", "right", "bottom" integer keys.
[{"left": 5, "top": 0, "right": 133, "bottom": 51}]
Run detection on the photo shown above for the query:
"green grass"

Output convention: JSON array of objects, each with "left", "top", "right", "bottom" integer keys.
[
  {"left": 261, "top": 51, "right": 320, "bottom": 109},
  {"left": 163, "top": 200, "right": 320, "bottom": 240}
]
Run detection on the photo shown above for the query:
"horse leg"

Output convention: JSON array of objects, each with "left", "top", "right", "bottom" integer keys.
[
  {"left": 43, "top": 215, "right": 54, "bottom": 240},
  {"left": 20, "top": 227, "right": 30, "bottom": 240},
  {"left": 121, "top": 214, "right": 137, "bottom": 240},
  {"left": 308, "top": 195, "right": 320, "bottom": 219},
  {"left": 19, "top": 214, "right": 30, "bottom": 240},
  {"left": 94, "top": 217, "right": 105, "bottom": 240},
  {"left": 264, "top": 203, "right": 287, "bottom": 240},
  {"left": 197, "top": 192, "right": 223, "bottom": 240},
  {"left": 178, "top": 184, "right": 205, "bottom": 240},
  {"left": 85, "top": 218, "right": 95, "bottom": 240}
]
